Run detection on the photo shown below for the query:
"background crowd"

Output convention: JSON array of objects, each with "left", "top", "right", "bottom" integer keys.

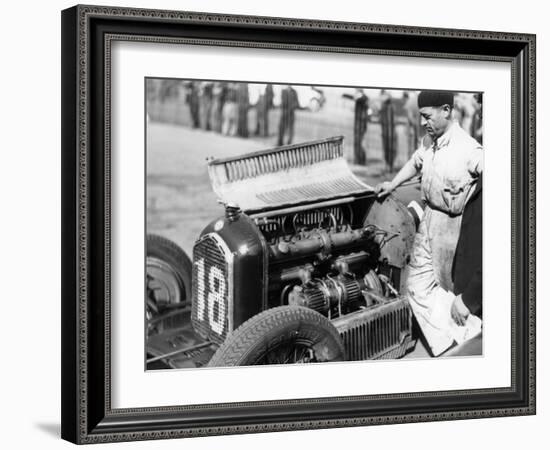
[{"left": 146, "top": 79, "right": 482, "bottom": 173}]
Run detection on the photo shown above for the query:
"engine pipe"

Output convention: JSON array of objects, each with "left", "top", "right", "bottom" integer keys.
[{"left": 269, "top": 227, "right": 374, "bottom": 261}]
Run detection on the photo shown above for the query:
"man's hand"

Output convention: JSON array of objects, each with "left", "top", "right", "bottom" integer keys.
[
  {"left": 374, "top": 181, "right": 395, "bottom": 198},
  {"left": 451, "top": 294, "right": 471, "bottom": 326}
]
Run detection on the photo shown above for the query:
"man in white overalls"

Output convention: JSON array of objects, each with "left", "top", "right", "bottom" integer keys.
[{"left": 375, "top": 90, "right": 483, "bottom": 355}]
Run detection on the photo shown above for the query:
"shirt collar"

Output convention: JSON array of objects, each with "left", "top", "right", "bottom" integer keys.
[{"left": 433, "top": 121, "right": 458, "bottom": 149}]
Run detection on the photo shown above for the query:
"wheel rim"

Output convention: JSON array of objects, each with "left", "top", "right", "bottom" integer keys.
[
  {"left": 255, "top": 337, "right": 318, "bottom": 365},
  {"left": 147, "top": 256, "right": 184, "bottom": 307}
]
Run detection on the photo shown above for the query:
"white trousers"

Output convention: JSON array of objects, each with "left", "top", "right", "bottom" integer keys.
[{"left": 406, "top": 206, "right": 480, "bottom": 356}]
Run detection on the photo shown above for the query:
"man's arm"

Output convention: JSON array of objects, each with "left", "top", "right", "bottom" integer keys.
[{"left": 375, "top": 158, "right": 419, "bottom": 197}]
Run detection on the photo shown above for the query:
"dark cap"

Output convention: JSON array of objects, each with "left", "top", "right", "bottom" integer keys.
[{"left": 417, "top": 90, "right": 455, "bottom": 109}]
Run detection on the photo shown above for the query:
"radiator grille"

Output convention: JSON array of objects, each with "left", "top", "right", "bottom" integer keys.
[
  {"left": 191, "top": 234, "right": 232, "bottom": 345},
  {"left": 333, "top": 298, "right": 413, "bottom": 360}
]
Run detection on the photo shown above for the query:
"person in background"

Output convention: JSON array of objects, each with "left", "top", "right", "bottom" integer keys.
[
  {"left": 199, "top": 81, "right": 214, "bottom": 131},
  {"left": 221, "top": 83, "right": 238, "bottom": 136},
  {"left": 255, "top": 84, "right": 274, "bottom": 137},
  {"left": 375, "top": 90, "right": 483, "bottom": 356},
  {"left": 210, "top": 82, "right": 227, "bottom": 133},
  {"left": 236, "top": 83, "right": 250, "bottom": 138},
  {"left": 403, "top": 91, "right": 421, "bottom": 157},
  {"left": 472, "top": 93, "right": 483, "bottom": 145},
  {"left": 342, "top": 89, "right": 369, "bottom": 165},
  {"left": 277, "top": 85, "right": 300, "bottom": 146},
  {"left": 185, "top": 81, "right": 200, "bottom": 129},
  {"left": 379, "top": 90, "right": 396, "bottom": 172},
  {"left": 454, "top": 93, "right": 477, "bottom": 137}
]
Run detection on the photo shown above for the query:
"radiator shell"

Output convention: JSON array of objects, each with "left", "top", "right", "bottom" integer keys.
[{"left": 191, "top": 213, "right": 268, "bottom": 344}]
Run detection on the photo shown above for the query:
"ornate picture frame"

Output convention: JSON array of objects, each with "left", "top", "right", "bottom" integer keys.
[{"left": 61, "top": 4, "right": 536, "bottom": 444}]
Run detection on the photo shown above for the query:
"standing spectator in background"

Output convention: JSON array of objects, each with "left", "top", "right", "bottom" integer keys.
[
  {"left": 236, "top": 83, "right": 250, "bottom": 138},
  {"left": 255, "top": 84, "right": 274, "bottom": 137},
  {"left": 277, "top": 85, "right": 300, "bottom": 146},
  {"left": 403, "top": 91, "right": 421, "bottom": 157},
  {"left": 222, "top": 83, "right": 238, "bottom": 136},
  {"left": 454, "top": 93, "right": 477, "bottom": 137},
  {"left": 249, "top": 84, "right": 264, "bottom": 135},
  {"left": 380, "top": 90, "right": 396, "bottom": 172},
  {"left": 199, "top": 82, "right": 214, "bottom": 131},
  {"left": 472, "top": 93, "right": 483, "bottom": 145},
  {"left": 342, "top": 89, "right": 369, "bottom": 165},
  {"left": 157, "top": 79, "right": 180, "bottom": 102},
  {"left": 210, "top": 82, "right": 227, "bottom": 133},
  {"left": 146, "top": 79, "right": 162, "bottom": 102},
  {"left": 185, "top": 81, "right": 200, "bottom": 129}
]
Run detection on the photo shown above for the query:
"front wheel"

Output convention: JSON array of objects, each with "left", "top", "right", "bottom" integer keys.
[{"left": 208, "top": 306, "right": 345, "bottom": 367}]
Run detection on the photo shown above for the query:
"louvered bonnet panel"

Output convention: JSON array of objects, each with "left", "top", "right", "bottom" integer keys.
[{"left": 207, "top": 136, "right": 373, "bottom": 213}]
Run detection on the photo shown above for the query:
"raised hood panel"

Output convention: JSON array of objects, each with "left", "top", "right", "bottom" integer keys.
[{"left": 207, "top": 136, "right": 373, "bottom": 213}]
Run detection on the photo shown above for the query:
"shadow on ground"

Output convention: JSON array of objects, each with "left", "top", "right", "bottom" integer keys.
[{"left": 35, "top": 422, "right": 60, "bottom": 438}]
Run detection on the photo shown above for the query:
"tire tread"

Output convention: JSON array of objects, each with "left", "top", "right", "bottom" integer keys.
[{"left": 209, "top": 306, "right": 344, "bottom": 367}]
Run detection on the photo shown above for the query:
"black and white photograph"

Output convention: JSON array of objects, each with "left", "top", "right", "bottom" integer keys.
[{"left": 145, "top": 79, "right": 484, "bottom": 370}]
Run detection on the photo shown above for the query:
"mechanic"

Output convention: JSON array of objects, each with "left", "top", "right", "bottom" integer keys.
[{"left": 375, "top": 90, "right": 483, "bottom": 356}]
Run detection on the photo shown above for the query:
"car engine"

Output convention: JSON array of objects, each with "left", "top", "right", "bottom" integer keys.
[{"left": 191, "top": 136, "right": 417, "bottom": 362}]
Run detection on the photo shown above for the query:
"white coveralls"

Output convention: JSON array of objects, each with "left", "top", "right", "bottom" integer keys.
[{"left": 406, "top": 122, "right": 483, "bottom": 356}]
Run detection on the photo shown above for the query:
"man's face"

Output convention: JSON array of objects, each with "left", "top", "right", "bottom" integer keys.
[{"left": 419, "top": 105, "right": 452, "bottom": 139}]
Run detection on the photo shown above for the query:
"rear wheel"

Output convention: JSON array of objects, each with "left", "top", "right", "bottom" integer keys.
[
  {"left": 208, "top": 306, "right": 345, "bottom": 367},
  {"left": 146, "top": 234, "right": 192, "bottom": 335}
]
